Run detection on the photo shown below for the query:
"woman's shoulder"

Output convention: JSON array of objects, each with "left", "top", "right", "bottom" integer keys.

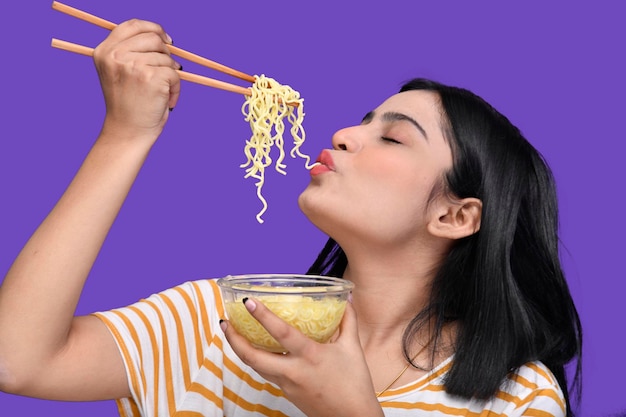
[
  {"left": 177, "top": 278, "right": 221, "bottom": 294},
  {"left": 498, "top": 361, "right": 566, "bottom": 415},
  {"left": 508, "top": 361, "right": 562, "bottom": 392},
  {"left": 158, "top": 278, "right": 223, "bottom": 302},
  {"left": 96, "top": 278, "right": 226, "bottom": 330},
  {"left": 172, "top": 278, "right": 226, "bottom": 316},
  {"left": 379, "top": 360, "right": 565, "bottom": 416}
]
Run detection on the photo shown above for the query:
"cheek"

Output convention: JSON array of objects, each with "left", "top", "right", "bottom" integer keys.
[
  {"left": 347, "top": 175, "right": 431, "bottom": 238},
  {"left": 367, "top": 158, "right": 440, "bottom": 221},
  {"left": 365, "top": 183, "right": 427, "bottom": 230},
  {"left": 297, "top": 156, "right": 438, "bottom": 241},
  {"left": 356, "top": 157, "right": 431, "bottom": 208}
]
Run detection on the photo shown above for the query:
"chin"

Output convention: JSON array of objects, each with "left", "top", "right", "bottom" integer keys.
[
  {"left": 297, "top": 189, "right": 320, "bottom": 225},
  {"left": 297, "top": 190, "right": 334, "bottom": 235}
]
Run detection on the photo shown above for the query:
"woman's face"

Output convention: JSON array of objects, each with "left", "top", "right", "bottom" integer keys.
[{"left": 298, "top": 90, "right": 453, "bottom": 246}]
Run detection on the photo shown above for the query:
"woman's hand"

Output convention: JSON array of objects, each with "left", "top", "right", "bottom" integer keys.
[
  {"left": 94, "top": 19, "right": 181, "bottom": 144},
  {"left": 222, "top": 299, "right": 385, "bottom": 417}
]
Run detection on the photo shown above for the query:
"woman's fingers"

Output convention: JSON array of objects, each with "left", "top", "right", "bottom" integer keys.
[
  {"left": 109, "top": 31, "right": 172, "bottom": 58},
  {"left": 106, "top": 19, "right": 172, "bottom": 47},
  {"left": 220, "top": 315, "right": 286, "bottom": 382},
  {"left": 224, "top": 297, "right": 359, "bottom": 364},
  {"left": 93, "top": 19, "right": 181, "bottom": 141},
  {"left": 241, "top": 298, "right": 312, "bottom": 355},
  {"left": 222, "top": 297, "right": 311, "bottom": 359},
  {"left": 221, "top": 297, "right": 318, "bottom": 383},
  {"left": 95, "top": 32, "right": 178, "bottom": 72}
]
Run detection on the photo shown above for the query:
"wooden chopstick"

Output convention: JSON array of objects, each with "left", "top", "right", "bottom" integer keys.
[
  {"left": 51, "top": 1, "right": 256, "bottom": 84},
  {"left": 51, "top": 38, "right": 252, "bottom": 96}
]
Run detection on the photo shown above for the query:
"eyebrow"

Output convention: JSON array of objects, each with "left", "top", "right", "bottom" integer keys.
[{"left": 361, "top": 111, "right": 428, "bottom": 140}]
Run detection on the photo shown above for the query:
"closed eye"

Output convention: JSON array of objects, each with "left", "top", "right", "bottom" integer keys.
[{"left": 381, "top": 137, "right": 401, "bottom": 144}]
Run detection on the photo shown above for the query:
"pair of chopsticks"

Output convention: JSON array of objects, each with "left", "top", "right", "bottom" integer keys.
[{"left": 50, "top": 1, "right": 253, "bottom": 97}]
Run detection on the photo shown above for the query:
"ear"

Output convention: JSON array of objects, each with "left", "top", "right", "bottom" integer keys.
[{"left": 427, "top": 197, "right": 482, "bottom": 240}]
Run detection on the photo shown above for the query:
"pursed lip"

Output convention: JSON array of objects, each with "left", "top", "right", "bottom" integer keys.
[{"left": 315, "top": 149, "right": 335, "bottom": 170}]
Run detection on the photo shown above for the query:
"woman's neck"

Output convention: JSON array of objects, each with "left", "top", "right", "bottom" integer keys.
[{"left": 340, "top": 240, "right": 447, "bottom": 350}]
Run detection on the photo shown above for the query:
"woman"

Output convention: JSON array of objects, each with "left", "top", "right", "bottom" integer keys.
[{"left": 0, "top": 19, "right": 581, "bottom": 416}]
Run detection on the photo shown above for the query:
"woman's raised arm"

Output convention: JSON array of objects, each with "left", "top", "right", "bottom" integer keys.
[{"left": 0, "top": 19, "right": 181, "bottom": 400}]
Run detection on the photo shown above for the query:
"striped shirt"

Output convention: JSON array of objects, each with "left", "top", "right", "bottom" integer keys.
[{"left": 94, "top": 279, "right": 566, "bottom": 417}]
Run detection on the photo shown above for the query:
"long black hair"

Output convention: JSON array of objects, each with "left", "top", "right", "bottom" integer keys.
[{"left": 307, "top": 78, "right": 582, "bottom": 414}]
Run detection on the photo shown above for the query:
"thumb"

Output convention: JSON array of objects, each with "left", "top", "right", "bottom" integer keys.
[
  {"left": 337, "top": 300, "right": 359, "bottom": 342},
  {"left": 167, "top": 69, "right": 182, "bottom": 111},
  {"left": 157, "top": 69, "right": 181, "bottom": 125}
]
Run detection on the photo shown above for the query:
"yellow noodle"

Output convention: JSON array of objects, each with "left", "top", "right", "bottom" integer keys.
[
  {"left": 225, "top": 295, "right": 347, "bottom": 353},
  {"left": 240, "top": 75, "right": 315, "bottom": 223}
]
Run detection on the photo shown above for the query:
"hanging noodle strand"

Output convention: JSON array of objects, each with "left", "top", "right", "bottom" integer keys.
[{"left": 240, "top": 75, "right": 315, "bottom": 223}]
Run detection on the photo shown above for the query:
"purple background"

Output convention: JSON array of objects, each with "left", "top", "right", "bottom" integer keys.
[{"left": 1, "top": 1, "right": 624, "bottom": 415}]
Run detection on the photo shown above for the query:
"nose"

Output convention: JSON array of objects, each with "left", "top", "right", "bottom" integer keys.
[{"left": 331, "top": 126, "right": 362, "bottom": 152}]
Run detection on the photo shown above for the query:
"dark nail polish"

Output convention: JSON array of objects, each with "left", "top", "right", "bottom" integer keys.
[
  {"left": 179, "top": 65, "right": 183, "bottom": 71},
  {"left": 169, "top": 107, "right": 174, "bottom": 112},
  {"left": 242, "top": 297, "right": 249, "bottom": 304},
  {"left": 219, "top": 319, "right": 224, "bottom": 324}
]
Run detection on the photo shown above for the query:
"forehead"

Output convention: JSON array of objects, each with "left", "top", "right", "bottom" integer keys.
[{"left": 375, "top": 90, "right": 442, "bottom": 126}]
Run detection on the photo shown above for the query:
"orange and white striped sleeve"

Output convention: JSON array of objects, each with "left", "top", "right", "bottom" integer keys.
[
  {"left": 509, "top": 362, "right": 567, "bottom": 417},
  {"left": 92, "top": 279, "right": 222, "bottom": 417}
]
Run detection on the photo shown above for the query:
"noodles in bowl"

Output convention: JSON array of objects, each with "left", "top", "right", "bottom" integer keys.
[{"left": 217, "top": 274, "right": 354, "bottom": 353}]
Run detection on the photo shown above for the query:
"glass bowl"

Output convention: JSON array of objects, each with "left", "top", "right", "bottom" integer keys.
[{"left": 216, "top": 274, "right": 354, "bottom": 353}]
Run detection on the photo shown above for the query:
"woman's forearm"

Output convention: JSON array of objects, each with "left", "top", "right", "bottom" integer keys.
[
  {"left": 0, "top": 134, "right": 153, "bottom": 389},
  {"left": 0, "top": 17, "right": 180, "bottom": 398}
]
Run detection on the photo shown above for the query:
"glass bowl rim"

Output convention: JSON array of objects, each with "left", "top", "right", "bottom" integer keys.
[{"left": 216, "top": 273, "right": 354, "bottom": 295}]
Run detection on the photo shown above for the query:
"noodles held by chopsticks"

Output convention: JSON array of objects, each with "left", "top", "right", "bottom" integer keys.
[
  {"left": 241, "top": 75, "right": 315, "bottom": 223},
  {"left": 50, "top": 3, "right": 315, "bottom": 224}
]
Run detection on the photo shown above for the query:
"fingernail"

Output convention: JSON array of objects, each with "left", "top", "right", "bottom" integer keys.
[
  {"left": 166, "top": 33, "right": 173, "bottom": 44},
  {"left": 169, "top": 107, "right": 174, "bottom": 112},
  {"left": 219, "top": 319, "right": 227, "bottom": 332},
  {"left": 242, "top": 297, "right": 256, "bottom": 312},
  {"left": 179, "top": 64, "right": 183, "bottom": 71},
  {"left": 347, "top": 292, "right": 353, "bottom": 303}
]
